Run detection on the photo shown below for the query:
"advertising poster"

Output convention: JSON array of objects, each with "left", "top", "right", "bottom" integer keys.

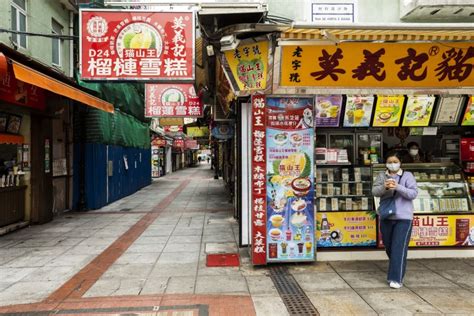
[
  {"left": 401, "top": 95, "right": 436, "bottom": 127},
  {"left": 372, "top": 95, "right": 405, "bottom": 127},
  {"left": 317, "top": 212, "right": 377, "bottom": 248},
  {"left": 265, "top": 96, "right": 315, "bottom": 262},
  {"left": 461, "top": 96, "right": 474, "bottom": 126},
  {"left": 343, "top": 95, "right": 375, "bottom": 127},
  {"left": 151, "top": 146, "right": 160, "bottom": 178},
  {"left": 434, "top": 96, "right": 465, "bottom": 125},
  {"left": 251, "top": 95, "right": 267, "bottom": 265},
  {"left": 145, "top": 84, "right": 203, "bottom": 118},
  {"left": 315, "top": 95, "right": 343, "bottom": 127},
  {"left": 80, "top": 10, "right": 194, "bottom": 81},
  {"left": 224, "top": 41, "right": 269, "bottom": 91}
]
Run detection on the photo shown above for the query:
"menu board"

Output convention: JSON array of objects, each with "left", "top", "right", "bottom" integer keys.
[
  {"left": 315, "top": 95, "right": 343, "bottom": 127},
  {"left": 433, "top": 96, "right": 465, "bottom": 126},
  {"left": 372, "top": 96, "right": 405, "bottom": 127},
  {"left": 401, "top": 95, "right": 436, "bottom": 127},
  {"left": 316, "top": 212, "right": 377, "bottom": 248},
  {"left": 461, "top": 96, "right": 474, "bottom": 126},
  {"left": 343, "top": 95, "right": 375, "bottom": 127},
  {"left": 266, "top": 96, "right": 315, "bottom": 262}
]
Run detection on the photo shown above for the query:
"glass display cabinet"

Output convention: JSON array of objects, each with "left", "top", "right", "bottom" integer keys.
[
  {"left": 356, "top": 133, "right": 383, "bottom": 165},
  {"left": 373, "top": 163, "right": 473, "bottom": 213}
]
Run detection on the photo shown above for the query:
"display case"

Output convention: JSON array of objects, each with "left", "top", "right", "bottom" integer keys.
[
  {"left": 356, "top": 133, "right": 383, "bottom": 165},
  {"left": 373, "top": 163, "right": 473, "bottom": 214}
]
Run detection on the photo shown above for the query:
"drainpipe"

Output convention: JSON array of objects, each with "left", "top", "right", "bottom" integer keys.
[{"left": 69, "top": 11, "right": 74, "bottom": 78}]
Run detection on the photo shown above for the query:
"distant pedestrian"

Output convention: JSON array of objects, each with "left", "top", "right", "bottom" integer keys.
[
  {"left": 206, "top": 156, "right": 210, "bottom": 164},
  {"left": 198, "top": 156, "right": 202, "bottom": 164},
  {"left": 372, "top": 152, "right": 418, "bottom": 289}
]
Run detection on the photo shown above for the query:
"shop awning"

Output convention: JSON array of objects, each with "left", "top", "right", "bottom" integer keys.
[
  {"left": 0, "top": 134, "right": 24, "bottom": 145},
  {"left": 281, "top": 27, "right": 474, "bottom": 41},
  {"left": 9, "top": 59, "right": 114, "bottom": 113}
]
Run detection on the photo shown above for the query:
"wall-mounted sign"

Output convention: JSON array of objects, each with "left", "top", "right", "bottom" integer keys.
[
  {"left": 185, "top": 139, "right": 198, "bottom": 149},
  {"left": 372, "top": 95, "right": 404, "bottom": 127},
  {"left": 310, "top": 0, "right": 358, "bottom": 24},
  {"left": 433, "top": 95, "right": 466, "bottom": 126},
  {"left": 461, "top": 96, "right": 474, "bottom": 126},
  {"left": 145, "top": 84, "right": 203, "bottom": 117},
  {"left": 315, "top": 95, "right": 342, "bottom": 127},
  {"left": 281, "top": 43, "right": 474, "bottom": 88},
  {"left": 224, "top": 41, "right": 268, "bottom": 91},
  {"left": 211, "top": 125, "right": 233, "bottom": 140},
  {"left": 401, "top": 95, "right": 436, "bottom": 127},
  {"left": 164, "top": 126, "right": 183, "bottom": 133},
  {"left": 173, "top": 139, "right": 184, "bottom": 148},
  {"left": 186, "top": 126, "right": 209, "bottom": 137},
  {"left": 151, "top": 137, "right": 166, "bottom": 146},
  {"left": 80, "top": 10, "right": 195, "bottom": 81},
  {"left": 343, "top": 95, "right": 375, "bottom": 127},
  {"left": 159, "top": 117, "right": 184, "bottom": 126}
]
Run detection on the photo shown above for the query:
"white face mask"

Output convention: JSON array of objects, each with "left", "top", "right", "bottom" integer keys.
[
  {"left": 409, "top": 149, "right": 419, "bottom": 157},
  {"left": 386, "top": 162, "right": 401, "bottom": 172}
]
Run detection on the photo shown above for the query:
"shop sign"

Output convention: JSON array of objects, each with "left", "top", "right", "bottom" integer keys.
[
  {"left": 433, "top": 95, "right": 466, "bottom": 126},
  {"left": 211, "top": 125, "right": 233, "bottom": 140},
  {"left": 372, "top": 95, "right": 405, "bottom": 127},
  {"left": 151, "top": 137, "right": 166, "bottom": 146},
  {"left": 310, "top": 0, "right": 358, "bottom": 23},
  {"left": 173, "top": 139, "right": 184, "bottom": 148},
  {"left": 251, "top": 94, "right": 267, "bottom": 265},
  {"left": 145, "top": 84, "right": 203, "bottom": 117},
  {"left": 281, "top": 43, "right": 474, "bottom": 88},
  {"left": 410, "top": 215, "right": 474, "bottom": 247},
  {"left": 315, "top": 95, "right": 342, "bottom": 127},
  {"left": 52, "top": 158, "right": 68, "bottom": 177},
  {"left": 185, "top": 139, "right": 198, "bottom": 149},
  {"left": 159, "top": 117, "right": 184, "bottom": 126},
  {"left": 224, "top": 41, "right": 268, "bottom": 91},
  {"left": 80, "top": 10, "right": 194, "bottom": 81},
  {"left": 265, "top": 96, "right": 315, "bottom": 262},
  {"left": 401, "top": 95, "right": 436, "bottom": 127},
  {"left": 342, "top": 95, "right": 375, "bottom": 127},
  {"left": 164, "top": 126, "right": 183, "bottom": 133},
  {"left": 186, "top": 126, "right": 209, "bottom": 137},
  {"left": 0, "top": 64, "right": 46, "bottom": 111},
  {"left": 461, "top": 96, "right": 474, "bottom": 126},
  {"left": 317, "top": 212, "right": 376, "bottom": 248}
]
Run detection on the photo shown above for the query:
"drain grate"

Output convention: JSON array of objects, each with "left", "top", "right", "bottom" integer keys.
[{"left": 269, "top": 266, "right": 319, "bottom": 316}]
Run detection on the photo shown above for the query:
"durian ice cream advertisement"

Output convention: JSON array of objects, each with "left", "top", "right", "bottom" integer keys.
[{"left": 265, "top": 97, "right": 315, "bottom": 262}]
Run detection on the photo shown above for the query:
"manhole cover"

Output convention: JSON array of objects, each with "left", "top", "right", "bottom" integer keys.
[{"left": 206, "top": 253, "right": 240, "bottom": 267}]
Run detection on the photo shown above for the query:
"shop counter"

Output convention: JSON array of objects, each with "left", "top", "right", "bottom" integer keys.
[{"left": 0, "top": 185, "right": 26, "bottom": 227}]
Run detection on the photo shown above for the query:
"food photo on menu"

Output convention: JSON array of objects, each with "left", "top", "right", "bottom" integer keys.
[
  {"left": 315, "top": 95, "right": 343, "bottom": 127},
  {"left": 402, "top": 95, "right": 436, "bottom": 127},
  {"left": 343, "top": 95, "right": 375, "bottom": 127},
  {"left": 372, "top": 95, "right": 405, "bottom": 127}
]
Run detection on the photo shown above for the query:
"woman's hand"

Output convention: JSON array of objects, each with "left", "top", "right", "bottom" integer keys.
[{"left": 385, "top": 179, "right": 397, "bottom": 190}]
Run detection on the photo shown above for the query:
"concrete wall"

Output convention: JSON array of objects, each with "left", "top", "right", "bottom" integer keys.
[{"left": 0, "top": 0, "right": 73, "bottom": 76}]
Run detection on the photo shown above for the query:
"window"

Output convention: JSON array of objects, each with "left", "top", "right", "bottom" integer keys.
[
  {"left": 11, "top": 0, "right": 27, "bottom": 48},
  {"left": 51, "top": 19, "right": 63, "bottom": 66}
]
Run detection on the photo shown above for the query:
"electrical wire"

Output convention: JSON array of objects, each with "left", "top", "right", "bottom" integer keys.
[{"left": 0, "top": 28, "right": 77, "bottom": 40}]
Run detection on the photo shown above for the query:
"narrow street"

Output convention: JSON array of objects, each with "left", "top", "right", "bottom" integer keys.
[{"left": 1, "top": 165, "right": 474, "bottom": 315}]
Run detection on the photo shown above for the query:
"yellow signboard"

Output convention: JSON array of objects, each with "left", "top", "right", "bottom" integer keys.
[
  {"left": 281, "top": 43, "right": 474, "bottom": 88},
  {"left": 316, "top": 212, "right": 377, "bottom": 248},
  {"left": 409, "top": 214, "right": 474, "bottom": 247},
  {"left": 186, "top": 126, "right": 209, "bottom": 137},
  {"left": 224, "top": 41, "right": 268, "bottom": 91},
  {"left": 461, "top": 96, "right": 474, "bottom": 126},
  {"left": 372, "top": 96, "right": 405, "bottom": 127},
  {"left": 159, "top": 118, "right": 184, "bottom": 126},
  {"left": 402, "top": 96, "right": 436, "bottom": 127}
]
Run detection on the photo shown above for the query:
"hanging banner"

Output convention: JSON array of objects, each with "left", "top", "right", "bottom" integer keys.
[
  {"left": 185, "top": 139, "right": 198, "bottom": 149},
  {"left": 80, "top": 10, "right": 195, "bottom": 81},
  {"left": 281, "top": 43, "right": 474, "bottom": 88},
  {"left": 224, "top": 41, "right": 269, "bottom": 91},
  {"left": 164, "top": 126, "right": 183, "bottom": 133},
  {"left": 317, "top": 212, "right": 377, "bottom": 248},
  {"left": 251, "top": 94, "right": 267, "bottom": 265},
  {"left": 265, "top": 96, "right": 315, "bottom": 262},
  {"left": 173, "top": 139, "right": 184, "bottom": 148},
  {"left": 315, "top": 95, "right": 343, "bottom": 127},
  {"left": 159, "top": 117, "right": 184, "bottom": 126},
  {"left": 186, "top": 126, "right": 209, "bottom": 137},
  {"left": 461, "top": 96, "right": 474, "bottom": 126},
  {"left": 151, "top": 137, "right": 166, "bottom": 146},
  {"left": 145, "top": 84, "right": 203, "bottom": 117},
  {"left": 401, "top": 95, "right": 436, "bottom": 127},
  {"left": 0, "top": 63, "right": 46, "bottom": 111},
  {"left": 372, "top": 95, "right": 405, "bottom": 127}
]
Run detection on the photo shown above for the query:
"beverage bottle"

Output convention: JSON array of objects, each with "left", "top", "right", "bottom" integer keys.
[
  {"left": 305, "top": 226, "right": 311, "bottom": 241},
  {"left": 321, "top": 214, "right": 330, "bottom": 240},
  {"left": 286, "top": 227, "right": 292, "bottom": 241}
]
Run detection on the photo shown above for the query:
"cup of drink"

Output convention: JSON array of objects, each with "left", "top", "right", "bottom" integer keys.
[
  {"left": 281, "top": 242, "right": 288, "bottom": 254},
  {"left": 297, "top": 242, "right": 304, "bottom": 254},
  {"left": 305, "top": 241, "right": 312, "bottom": 254}
]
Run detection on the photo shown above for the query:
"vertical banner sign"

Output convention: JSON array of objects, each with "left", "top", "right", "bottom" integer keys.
[
  {"left": 265, "top": 97, "right": 315, "bottom": 262},
  {"left": 145, "top": 84, "right": 203, "bottom": 117},
  {"left": 80, "top": 10, "right": 195, "bottom": 81},
  {"left": 224, "top": 41, "right": 269, "bottom": 91},
  {"left": 251, "top": 95, "right": 267, "bottom": 265}
]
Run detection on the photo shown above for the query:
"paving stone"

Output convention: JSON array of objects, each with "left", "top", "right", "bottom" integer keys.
[
  {"left": 411, "top": 288, "right": 474, "bottom": 314},
  {"left": 45, "top": 254, "right": 95, "bottom": 268},
  {"left": 4, "top": 255, "right": 54, "bottom": 268},
  {"left": 287, "top": 262, "right": 335, "bottom": 274},
  {"left": 84, "top": 278, "right": 146, "bottom": 297},
  {"left": 245, "top": 275, "right": 279, "bottom": 296},
  {"left": 165, "top": 276, "right": 195, "bottom": 294},
  {"left": 167, "top": 235, "right": 203, "bottom": 243},
  {"left": 126, "top": 243, "right": 166, "bottom": 253},
  {"left": 204, "top": 242, "right": 238, "bottom": 254},
  {"left": 252, "top": 295, "right": 289, "bottom": 316},
  {"left": 0, "top": 267, "right": 38, "bottom": 282},
  {"left": 101, "top": 264, "right": 153, "bottom": 280},
  {"left": 134, "top": 236, "right": 170, "bottom": 244},
  {"left": 339, "top": 271, "right": 389, "bottom": 289},
  {"left": 140, "top": 277, "right": 169, "bottom": 295},
  {"left": 416, "top": 258, "right": 474, "bottom": 271},
  {"left": 0, "top": 280, "right": 62, "bottom": 303},
  {"left": 374, "top": 259, "right": 427, "bottom": 272},
  {"left": 329, "top": 260, "right": 381, "bottom": 272},
  {"left": 293, "top": 272, "right": 350, "bottom": 292},
  {"left": 163, "top": 242, "right": 201, "bottom": 253},
  {"left": 150, "top": 262, "right": 198, "bottom": 278},
  {"left": 115, "top": 252, "right": 160, "bottom": 265},
  {"left": 195, "top": 275, "right": 248, "bottom": 294},
  {"left": 307, "top": 289, "right": 377, "bottom": 315},
  {"left": 438, "top": 269, "right": 474, "bottom": 290},
  {"left": 156, "top": 251, "right": 199, "bottom": 265},
  {"left": 25, "top": 266, "right": 77, "bottom": 282},
  {"left": 404, "top": 270, "right": 460, "bottom": 288}
]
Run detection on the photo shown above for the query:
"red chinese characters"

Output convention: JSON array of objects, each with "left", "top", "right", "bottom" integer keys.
[
  {"left": 145, "top": 84, "right": 202, "bottom": 117},
  {"left": 80, "top": 10, "right": 194, "bottom": 81},
  {"left": 251, "top": 95, "right": 267, "bottom": 265}
]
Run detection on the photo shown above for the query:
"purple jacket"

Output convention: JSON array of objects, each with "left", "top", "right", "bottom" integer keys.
[{"left": 372, "top": 169, "right": 418, "bottom": 220}]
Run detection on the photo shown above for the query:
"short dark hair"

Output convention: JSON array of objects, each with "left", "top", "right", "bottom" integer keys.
[
  {"left": 407, "top": 142, "right": 419, "bottom": 149},
  {"left": 385, "top": 151, "right": 403, "bottom": 163}
]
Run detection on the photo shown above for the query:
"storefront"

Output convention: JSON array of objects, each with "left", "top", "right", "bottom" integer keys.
[
  {"left": 151, "top": 136, "right": 166, "bottom": 178},
  {"left": 233, "top": 27, "right": 474, "bottom": 264}
]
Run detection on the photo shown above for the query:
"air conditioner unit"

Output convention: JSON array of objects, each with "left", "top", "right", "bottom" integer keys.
[
  {"left": 220, "top": 35, "right": 240, "bottom": 52},
  {"left": 400, "top": 0, "right": 474, "bottom": 21}
]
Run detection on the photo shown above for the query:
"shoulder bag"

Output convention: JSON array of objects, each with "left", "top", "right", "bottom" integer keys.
[{"left": 378, "top": 172, "right": 404, "bottom": 220}]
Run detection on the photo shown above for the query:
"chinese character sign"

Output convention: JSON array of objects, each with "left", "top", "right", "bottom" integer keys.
[
  {"left": 265, "top": 96, "right": 315, "bottom": 262},
  {"left": 145, "top": 84, "right": 203, "bottom": 117},
  {"left": 281, "top": 43, "right": 474, "bottom": 88},
  {"left": 224, "top": 41, "right": 268, "bottom": 91},
  {"left": 251, "top": 94, "right": 267, "bottom": 265},
  {"left": 410, "top": 215, "right": 474, "bottom": 247},
  {"left": 80, "top": 10, "right": 194, "bottom": 80},
  {"left": 372, "top": 96, "right": 405, "bottom": 127}
]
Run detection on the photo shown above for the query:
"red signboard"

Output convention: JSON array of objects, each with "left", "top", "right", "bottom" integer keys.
[
  {"left": 173, "top": 139, "right": 184, "bottom": 148},
  {"left": 145, "top": 84, "right": 202, "bottom": 117},
  {"left": 0, "top": 64, "right": 45, "bottom": 110},
  {"left": 164, "top": 125, "right": 183, "bottom": 133},
  {"left": 151, "top": 137, "right": 166, "bottom": 147},
  {"left": 251, "top": 94, "right": 267, "bottom": 265},
  {"left": 185, "top": 139, "right": 198, "bottom": 149},
  {"left": 80, "top": 10, "right": 195, "bottom": 81}
]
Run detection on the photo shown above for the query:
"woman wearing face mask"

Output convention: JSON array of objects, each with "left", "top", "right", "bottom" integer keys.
[
  {"left": 372, "top": 152, "right": 418, "bottom": 289},
  {"left": 405, "top": 142, "right": 424, "bottom": 163}
]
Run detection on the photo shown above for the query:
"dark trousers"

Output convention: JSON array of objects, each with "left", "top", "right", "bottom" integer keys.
[{"left": 380, "top": 219, "right": 413, "bottom": 283}]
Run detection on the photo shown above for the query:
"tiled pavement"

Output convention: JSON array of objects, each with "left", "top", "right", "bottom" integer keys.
[{"left": 0, "top": 164, "right": 473, "bottom": 315}]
